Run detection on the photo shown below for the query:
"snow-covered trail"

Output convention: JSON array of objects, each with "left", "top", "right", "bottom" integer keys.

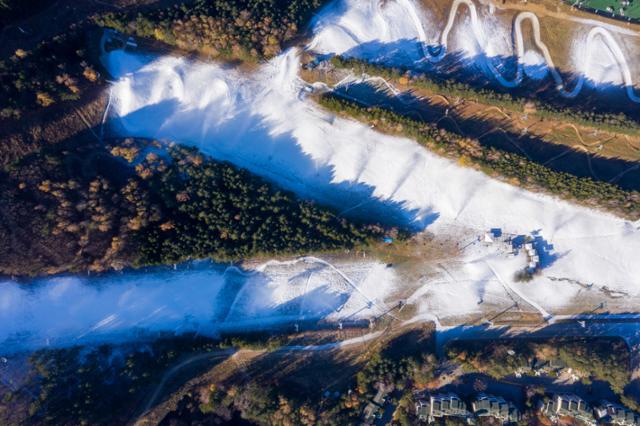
[
  {"left": 100, "top": 45, "right": 640, "bottom": 301},
  {"left": 0, "top": 259, "right": 395, "bottom": 354},
  {"left": 311, "top": 0, "right": 640, "bottom": 101},
  {"left": 3, "top": 1, "right": 640, "bottom": 354}
]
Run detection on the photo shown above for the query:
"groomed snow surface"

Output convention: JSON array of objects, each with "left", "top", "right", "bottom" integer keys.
[
  {"left": 100, "top": 46, "right": 640, "bottom": 296},
  {"left": 0, "top": 259, "right": 395, "bottom": 353},
  {"left": 2, "top": 0, "right": 640, "bottom": 353}
]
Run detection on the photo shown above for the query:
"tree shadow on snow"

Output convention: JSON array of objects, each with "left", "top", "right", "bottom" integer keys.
[
  {"left": 340, "top": 38, "right": 640, "bottom": 120},
  {"left": 105, "top": 94, "right": 438, "bottom": 232},
  {"left": 332, "top": 41, "right": 640, "bottom": 190}
]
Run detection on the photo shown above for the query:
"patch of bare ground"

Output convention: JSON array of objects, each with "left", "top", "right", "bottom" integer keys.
[
  {"left": 242, "top": 232, "right": 460, "bottom": 273},
  {"left": 313, "top": 0, "right": 640, "bottom": 164},
  {"left": 135, "top": 321, "right": 436, "bottom": 425},
  {"left": 310, "top": 63, "right": 640, "bottom": 165},
  {"left": 367, "top": 232, "right": 463, "bottom": 303},
  {"left": 0, "top": 87, "right": 108, "bottom": 167},
  {"left": 368, "top": 231, "right": 460, "bottom": 267}
]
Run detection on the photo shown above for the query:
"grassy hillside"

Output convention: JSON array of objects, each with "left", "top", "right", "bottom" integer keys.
[{"left": 568, "top": 0, "right": 640, "bottom": 20}]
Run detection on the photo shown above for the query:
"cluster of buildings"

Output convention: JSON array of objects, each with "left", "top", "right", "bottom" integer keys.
[
  {"left": 416, "top": 393, "right": 520, "bottom": 424},
  {"left": 542, "top": 394, "right": 640, "bottom": 426},
  {"left": 415, "top": 393, "right": 640, "bottom": 426},
  {"left": 523, "top": 242, "right": 540, "bottom": 272},
  {"left": 481, "top": 228, "right": 545, "bottom": 274}
]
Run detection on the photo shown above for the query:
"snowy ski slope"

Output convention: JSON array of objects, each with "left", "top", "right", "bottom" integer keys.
[{"left": 1, "top": 0, "right": 640, "bottom": 352}]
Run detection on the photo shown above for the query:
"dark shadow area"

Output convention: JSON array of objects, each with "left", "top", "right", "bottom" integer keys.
[
  {"left": 0, "top": 0, "right": 57, "bottom": 28},
  {"left": 136, "top": 345, "right": 234, "bottom": 418},
  {"left": 381, "top": 326, "right": 436, "bottom": 359},
  {"left": 105, "top": 82, "right": 438, "bottom": 231},
  {"left": 436, "top": 322, "right": 640, "bottom": 407},
  {"left": 437, "top": 315, "right": 640, "bottom": 374},
  {"left": 341, "top": 39, "right": 640, "bottom": 120},
  {"left": 332, "top": 76, "right": 640, "bottom": 190},
  {"left": 624, "top": 379, "right": 640, "bottom": 408},
  {"left": 439, "top": 315, "right": 640, "bottom": 350},
  {"left": 434, "top": 372, "right": 619, "bottom": 408},
  {"left": 159, "top": 395, "right": 254, "bottom": 426}
]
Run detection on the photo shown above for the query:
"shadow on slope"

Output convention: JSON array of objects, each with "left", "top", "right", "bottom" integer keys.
[
  {"left": 332, "top": 75, "right": 640, "bottom": 190},
  {"left": 0, "top": 257, "right": 380, "bottom": 355},
  {"left": 106, "top": 95, "right": 438, "bottom": 232},
  {"left": 340, "top": 39, "right": 640, "bottom": 120}
]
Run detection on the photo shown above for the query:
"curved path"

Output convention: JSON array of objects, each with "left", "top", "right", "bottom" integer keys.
[
  {"left": 221, "top": 255, "right": 391, "bottom": 323},
  {"left": 134, "top": 330, "right": 385, "bottom": 423},
  {"left": 137, "top": 349, "right": 235, "bottom": 418},
  {"left": 398, "top": 0, "right": 640, "bottom": 102}
]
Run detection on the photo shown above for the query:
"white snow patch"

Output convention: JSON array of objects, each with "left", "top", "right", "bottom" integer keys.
[
  {"left": 522, "top": 50, "right": 549, "bottom": 80},
  {"left": 581, "top": 35, "right": 625, "bottom": 86},
  {"left": 0, "top": 260, "right": 394, "bottom": 353},
  {"left": 308, "top": 0, "right": 429, "bottom": 63},
  {"left": 100, "top": 47, "right": 640, "bottom": 301},
  {"left": 310, "top": 0, "right": 640, "bottom": 101}
]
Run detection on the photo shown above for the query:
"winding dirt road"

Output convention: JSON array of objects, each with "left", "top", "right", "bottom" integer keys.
[{"left": 398, "top": 0, "right": 640, "bottom": 101}]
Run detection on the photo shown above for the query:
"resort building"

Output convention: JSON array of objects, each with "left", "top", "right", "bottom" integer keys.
[
  {"left": 416, "top": 393, "right": 471, "bottom": 423},
  {"left": 472, "top": 393, "right": 521, "bottom": 424},
  {"left": 541, "top": 394, "right": 596, "bottom": 426},
  {"left": 595, "top": 401, "right": 640, "bottom": 426}
]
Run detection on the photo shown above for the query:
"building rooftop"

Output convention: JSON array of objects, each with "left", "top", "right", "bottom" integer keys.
[
  {"left": 595, "top": 401, "right": 640, "bottom": 426},
  {"left": 542, "top": 394, "right": 595, "bottom": 425},
  {"left": 472, "top": 394, "right": 521, "bottom": 423},
  {"left": 416, "top": 393, "right": 470, "bottom": 422}
]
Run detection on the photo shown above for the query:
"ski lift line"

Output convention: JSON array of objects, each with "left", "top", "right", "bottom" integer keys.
[
  {"left": 484, "top": 260, "right": 552, "bottom": 319},
  {"left": 100, "top": 87, "right": 114, "bottom": 142},
  {"left": 608, "top": 163, "right": 640, "bottom": 183},
  {"left": 74, "top": 108, "right": 101, "bottom": 142},
  {"left": 541, "top": 148, "right": 574, "bottom": 167},
  {"left": 477, "top": 127, "right": 536, "bottom": 162}
]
